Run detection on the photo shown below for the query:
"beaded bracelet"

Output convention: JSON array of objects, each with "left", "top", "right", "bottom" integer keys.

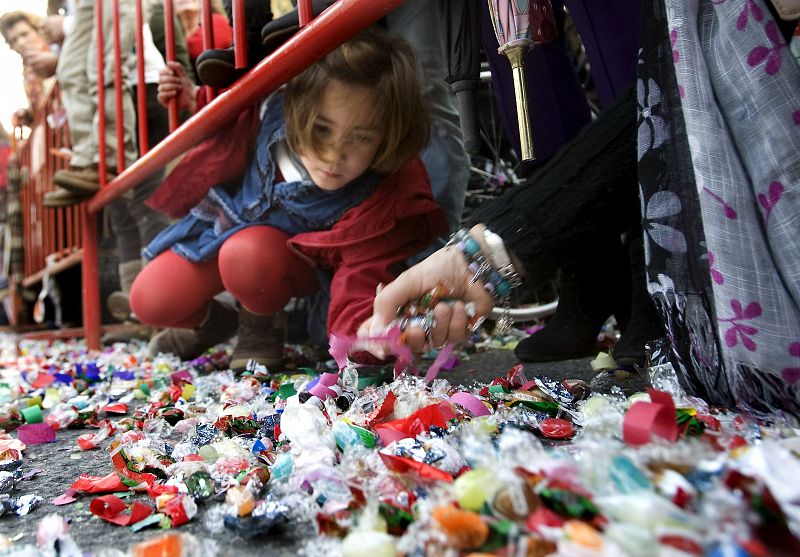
[{"left": 447, "top": 228, "right": 522, "bottom": 333}]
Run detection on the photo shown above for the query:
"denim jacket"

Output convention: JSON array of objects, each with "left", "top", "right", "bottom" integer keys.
[{"left": 143, "top": 92, "right": 380, "bottom": 262}]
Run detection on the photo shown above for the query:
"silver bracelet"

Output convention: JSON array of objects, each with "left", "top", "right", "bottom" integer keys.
[{"left": 482, "top": 228, "right": 522, "bottom": 290}]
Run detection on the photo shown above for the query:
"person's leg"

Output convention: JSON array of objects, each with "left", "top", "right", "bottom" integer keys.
[
  {"left": 131, "top": 250, "right": 238, "bottom": 359},
  {"left": 386, "top": 0, "right": 470, "bottom": 236},
  {"left": 56, "top": 0, "right": 95, "bottom": 169},
  {"left": 218, "top": 226, "right": 317, "bottom": 311},
  {"left": 87, "top": 0, "right": 138, "bottom": 170},
  {"left": 130, "top": 84, "right": 172, "bottom": 248},
  {"left": 130, "top": 250, "right": 224, "bottom": 328},
  {"left": 564, "top": 0, "right": 641, "bottom": 108},
  {"left": 195, "top": 0, "right": 275, "bottom": 88},
  {"left": 217, "top": 226, "right": 317, "bottom": 370}
]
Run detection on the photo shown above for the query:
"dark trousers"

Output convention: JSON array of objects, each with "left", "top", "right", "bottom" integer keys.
[{"left": 108, "top": 83, "right": 172, "bottom": 262}]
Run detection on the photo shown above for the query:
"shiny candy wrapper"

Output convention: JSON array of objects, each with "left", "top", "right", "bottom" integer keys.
[
  {"left": 0, "top": 493, "right": 43, "bottom": 516},
  {"left": 0, "top": 468, "right": 22, "bottom": 495},
  {"left": 0, "top": 457, "right": 23, "bottom": 474},
  {"left": 645, "top": 338, "right": 672, "bottom": 368},
  {"left": 534, "top": 375, "right": 574, "bottom": 406},
  {"left": 223, "top": 496, "right": 290, "bottom": 538},
  {"left": 504, "top": 407, "right": 549, "bottom": 432},
  {"left": 191, "top": 423, "right": 219, "bottom": 447}
]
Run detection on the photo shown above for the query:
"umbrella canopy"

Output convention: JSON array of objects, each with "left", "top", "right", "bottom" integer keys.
[
  {"left": 442, "top": 0, "right": 482, "bottom": 154},
  {"left": 487, "top": 0, "right": 532, "bottom": 51}
]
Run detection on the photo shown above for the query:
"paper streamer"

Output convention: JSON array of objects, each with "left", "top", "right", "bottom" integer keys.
[
  {"left": 71, "top": 473, "right": 128, "bottom": 493},
  {"left": 308, "top": 373, "right": 340, "bottom": 400},
  {"left": 329, "top": 326, "right": 413, "bottom": 375},
  {"left": 623, "top": 389, "right": 679, "bottom": 447},
  {"left": 30, "top": 373, "right": 55, "bottom": 389},
  {"left": 52, "top": 488, "right": 81, "bottom": 506},
  {"left": 449, "top": 392, "right": 491, "bottom": 417},
  {"left": 379, "top": 453, "right": 454, "bottom": 483},
  {"left": 16, "top": 423, "right": 55, "bottom": 444},
  {"left": 90, "top": 495, "right": 153, "bottom": 526},
  {"left": 330, "top": 327, "right": 454, "bottom": 384},
  {"left": 423, "top": 344, "right": 455, "bottom": 383}
]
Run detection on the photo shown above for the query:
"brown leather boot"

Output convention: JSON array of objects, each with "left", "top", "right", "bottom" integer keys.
[
  {"left": 229, "top": 309, "right": 286, "bottom": 373},
  {"left": 148, "top": 300, "right": 238, "bottom": 360},
  {"left": 54, "top": 165, "right": 117, "bottom": 195},
  {"left": 43, "top": 186, "right": 92, "bottom": 208},
  {"left": 107, "top": 259, "right": 143, "bottom": 322}
]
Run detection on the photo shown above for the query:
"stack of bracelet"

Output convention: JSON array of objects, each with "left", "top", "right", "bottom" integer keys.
[{"left": 447, "top": 228, "right": 522, "bottom": 334}]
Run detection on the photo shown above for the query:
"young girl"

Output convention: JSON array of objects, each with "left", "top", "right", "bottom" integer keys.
[{"left": 130, "top": 30, "right": 448, "bottom": 371}]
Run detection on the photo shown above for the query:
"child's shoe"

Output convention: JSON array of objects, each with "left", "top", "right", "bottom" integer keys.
[
  {"left": 195, "top": 0, "right": 276, "bottom": 88},
  {"left": 148, "top": 300, "right": 238, "bottom": 360},
  {"left": 230, "top": 309, "right": 286, "bottom": 373}
]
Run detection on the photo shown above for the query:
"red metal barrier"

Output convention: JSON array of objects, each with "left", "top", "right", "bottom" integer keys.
[
  {"left": 16, "top": 84, "right": 82, "bottom": 290},
  {"left": 15, "top": 0, "right": 406, "bottom": 348}
]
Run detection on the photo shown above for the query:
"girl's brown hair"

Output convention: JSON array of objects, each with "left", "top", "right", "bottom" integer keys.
[{"left": 284, "top": 29, "right": 430, "bottom": 175}]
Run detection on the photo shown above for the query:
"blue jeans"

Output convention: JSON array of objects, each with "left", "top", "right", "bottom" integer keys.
[{"left": 385, "top": 0, "right": 470, "bottom": 236}]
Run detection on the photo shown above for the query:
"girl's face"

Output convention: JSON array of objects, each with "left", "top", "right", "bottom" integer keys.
[{"left": 299, "top": 80, "right": 384, "bottom": 191}]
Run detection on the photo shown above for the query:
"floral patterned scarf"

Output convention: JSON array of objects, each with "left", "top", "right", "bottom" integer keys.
[{"left": 638, "top": 0, "right": 800, "bottom": 416}]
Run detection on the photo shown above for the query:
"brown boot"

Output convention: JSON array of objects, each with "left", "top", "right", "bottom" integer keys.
[
  {"left": 148, "top": 300, "right": 238, "bottom": 360},
  {"left": 54, "top": 165, "right": 117, "bottom": 195},
  {"left": 229, "top": 309, "right": 286, "bottom": 373},
  {"left": 107, "top": 259, "right": 143, "bottom": 322},
  {"left": 43, "top": 186, "right": 92, "bottom": 208}
]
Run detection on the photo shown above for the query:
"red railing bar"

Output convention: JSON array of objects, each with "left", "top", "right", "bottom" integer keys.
[
  {"left": 201, "top": 0, "right": 216, "bottom": 101},
  {"left": 233, "top": 0, "right": 246, "bottom": 69},
  {"left": 113, "top": 0, "right": 125, "bottom": 173},
  {"left": 134, "top": 0, "right": 149, "bottom": 153},
  {"left": 83, "top": 0, "right": 105, "bottom": 349},
  {"left": 163, "top": 0, "right": 179, "bottom": 131},
  {"left": 298, "top": 0, "right": 313, "bottom": 26},
  {"left": 87, "top": 0, "right": 406, "bottom": 215}
]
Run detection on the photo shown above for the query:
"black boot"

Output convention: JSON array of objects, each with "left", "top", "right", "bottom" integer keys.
[
  {"left": 514, "top": 239, "right": 631, "bottom": 363},
  {"left": 612, "top": 230, "right": 665, "bottom": 368},
  {"left": 260, "top": 1, "right": 334, "bottom": 51},
  {"left": 148, "top": 300, "right": 238, "bottom": 360},
  {"left": 229, "top": 308, "right": 287, "bottom": 373},
  {"left": 196, "top": 0, "right": 274, "bottom": 88}
]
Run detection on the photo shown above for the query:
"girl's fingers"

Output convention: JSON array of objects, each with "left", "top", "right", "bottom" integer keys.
[
  {"left": 403, "top": 326, "right": 427, "bottom": 353},
  {"left": 447, "top": 301, "right": 470, "bottom": 344},
  {"left": 430, "top": 302, "right": 452, "bottom": 349}
]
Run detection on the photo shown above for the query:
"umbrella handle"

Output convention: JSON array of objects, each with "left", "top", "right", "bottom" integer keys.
[
  {"left": 451, "top": 80, "right": 481, "bottom": 155},
  {"left": 505, "top": 45, "right": 535, "bottom": 161}
]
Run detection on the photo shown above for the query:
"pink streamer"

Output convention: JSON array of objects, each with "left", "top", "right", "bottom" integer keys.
[
  {"left": 329, "top": 326, "right": 413, "bottom": 375},
  {"left": 449, "top": 391, "right": 491, "bottom": 417}
]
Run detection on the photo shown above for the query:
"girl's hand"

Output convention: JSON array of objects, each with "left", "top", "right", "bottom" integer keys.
[
  {"left": 157, "top": 61, "right": 197, "bottom": 113},
  {"left": 362, "top": 230, "right": 495, "bottom": 352}
]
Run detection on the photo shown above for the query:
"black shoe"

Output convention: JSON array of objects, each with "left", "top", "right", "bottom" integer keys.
[
  {"left": 515, "top": 240, "right": 631, "bottom": 363},
  {"left": 196, "top": 0, "right": 276, "bottom": 88},
  {"left": 196, "top": 47, "right": 246, "bottom": 88},
  {"left": 612, "top": 230, "right": 664, "bottom": 368},
  {"left": 260, "top": 0, "right": 334, "bottom": 50}
]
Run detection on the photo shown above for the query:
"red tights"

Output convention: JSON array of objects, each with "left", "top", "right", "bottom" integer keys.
[{"left": 130, "top": 226, "right": 318, "bottom": 328}]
